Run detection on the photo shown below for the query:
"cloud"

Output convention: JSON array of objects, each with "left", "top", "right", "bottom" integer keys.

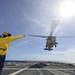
[
  {"left": 22, "top": 47, "right": 75, "bottom": 63},
  {"left": 24, "top": 10, "right": 75, "bottom": 37},
  {"left": 11, "top": 40, "right": 29, "bottom": 48},
  {"left": 63, "top": 48, "right": 75, "bottom": 63},
  {"left": 22, "top": 0, "right": 75, "bottom": 37}
]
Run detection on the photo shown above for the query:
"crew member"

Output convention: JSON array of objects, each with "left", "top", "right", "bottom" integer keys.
[{"left": 0, "top": 32, "right": 26, "bottom": 75}]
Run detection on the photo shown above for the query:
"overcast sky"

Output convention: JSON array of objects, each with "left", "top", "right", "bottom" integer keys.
[{"left": 0, "top": 0, "right": 75, "bottom": 63}]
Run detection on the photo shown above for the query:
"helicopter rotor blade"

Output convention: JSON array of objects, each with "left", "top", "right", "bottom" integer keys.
[
  {"left": 57, "top": 36, "right": 75, "bottom": 38},
  {"left": 50, "top": 20, "right": 59, "bottom": 36},
  {"left": 28, "top": 34, "right": 48, "bottom": 38}
]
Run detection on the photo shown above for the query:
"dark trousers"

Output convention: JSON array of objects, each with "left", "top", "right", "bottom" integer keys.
[{"left": 0, "top": 55, "right": 6, "bottom": 75}]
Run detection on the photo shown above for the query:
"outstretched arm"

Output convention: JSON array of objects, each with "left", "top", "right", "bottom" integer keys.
[{"left": 8, "top": 35, "right": 26, "bottom": 42}]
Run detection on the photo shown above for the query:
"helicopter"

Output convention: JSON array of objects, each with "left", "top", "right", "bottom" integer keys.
[
  {"left": 29, "top": 34, "right": 58, "bottom": 51},
  {"left": 28, "top": 20, "right": 75, "bottom": 51},
  {"left": 28, "top": 20, "right": 59, "bottom": 51}
]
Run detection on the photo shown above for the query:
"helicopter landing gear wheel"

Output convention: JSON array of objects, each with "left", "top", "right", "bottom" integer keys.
[
  {"left": 46, "top": 45, "right": 47, "bottom": 47},
  {"left": 55, "top": 45, "right": 57, "bottom": 47},
  {"left": 49, "top": 49, "right": 53, "bottom": 51}
]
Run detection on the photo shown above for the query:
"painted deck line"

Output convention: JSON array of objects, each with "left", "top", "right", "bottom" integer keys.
[{"left": 9, "top": 66, "right": 29, "bottom": 75}]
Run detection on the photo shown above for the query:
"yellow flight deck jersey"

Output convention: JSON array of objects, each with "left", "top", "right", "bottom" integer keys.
[{"left": 0, "top": 35, "right": 25, "bottom": 55}]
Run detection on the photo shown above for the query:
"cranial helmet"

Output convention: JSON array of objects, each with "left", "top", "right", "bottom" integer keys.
[{"left": 2, "top": 32, "right": 11, "bottom": 37}]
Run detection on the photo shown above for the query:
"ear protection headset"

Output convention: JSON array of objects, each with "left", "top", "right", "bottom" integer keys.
[{"left": 2, "top": 32, "right": 11, "bottom": 37}]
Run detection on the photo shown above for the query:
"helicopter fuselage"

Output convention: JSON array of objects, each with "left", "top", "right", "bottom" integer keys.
[{"left": 44, "top": 36, "right": 58, "bottom": 51}]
